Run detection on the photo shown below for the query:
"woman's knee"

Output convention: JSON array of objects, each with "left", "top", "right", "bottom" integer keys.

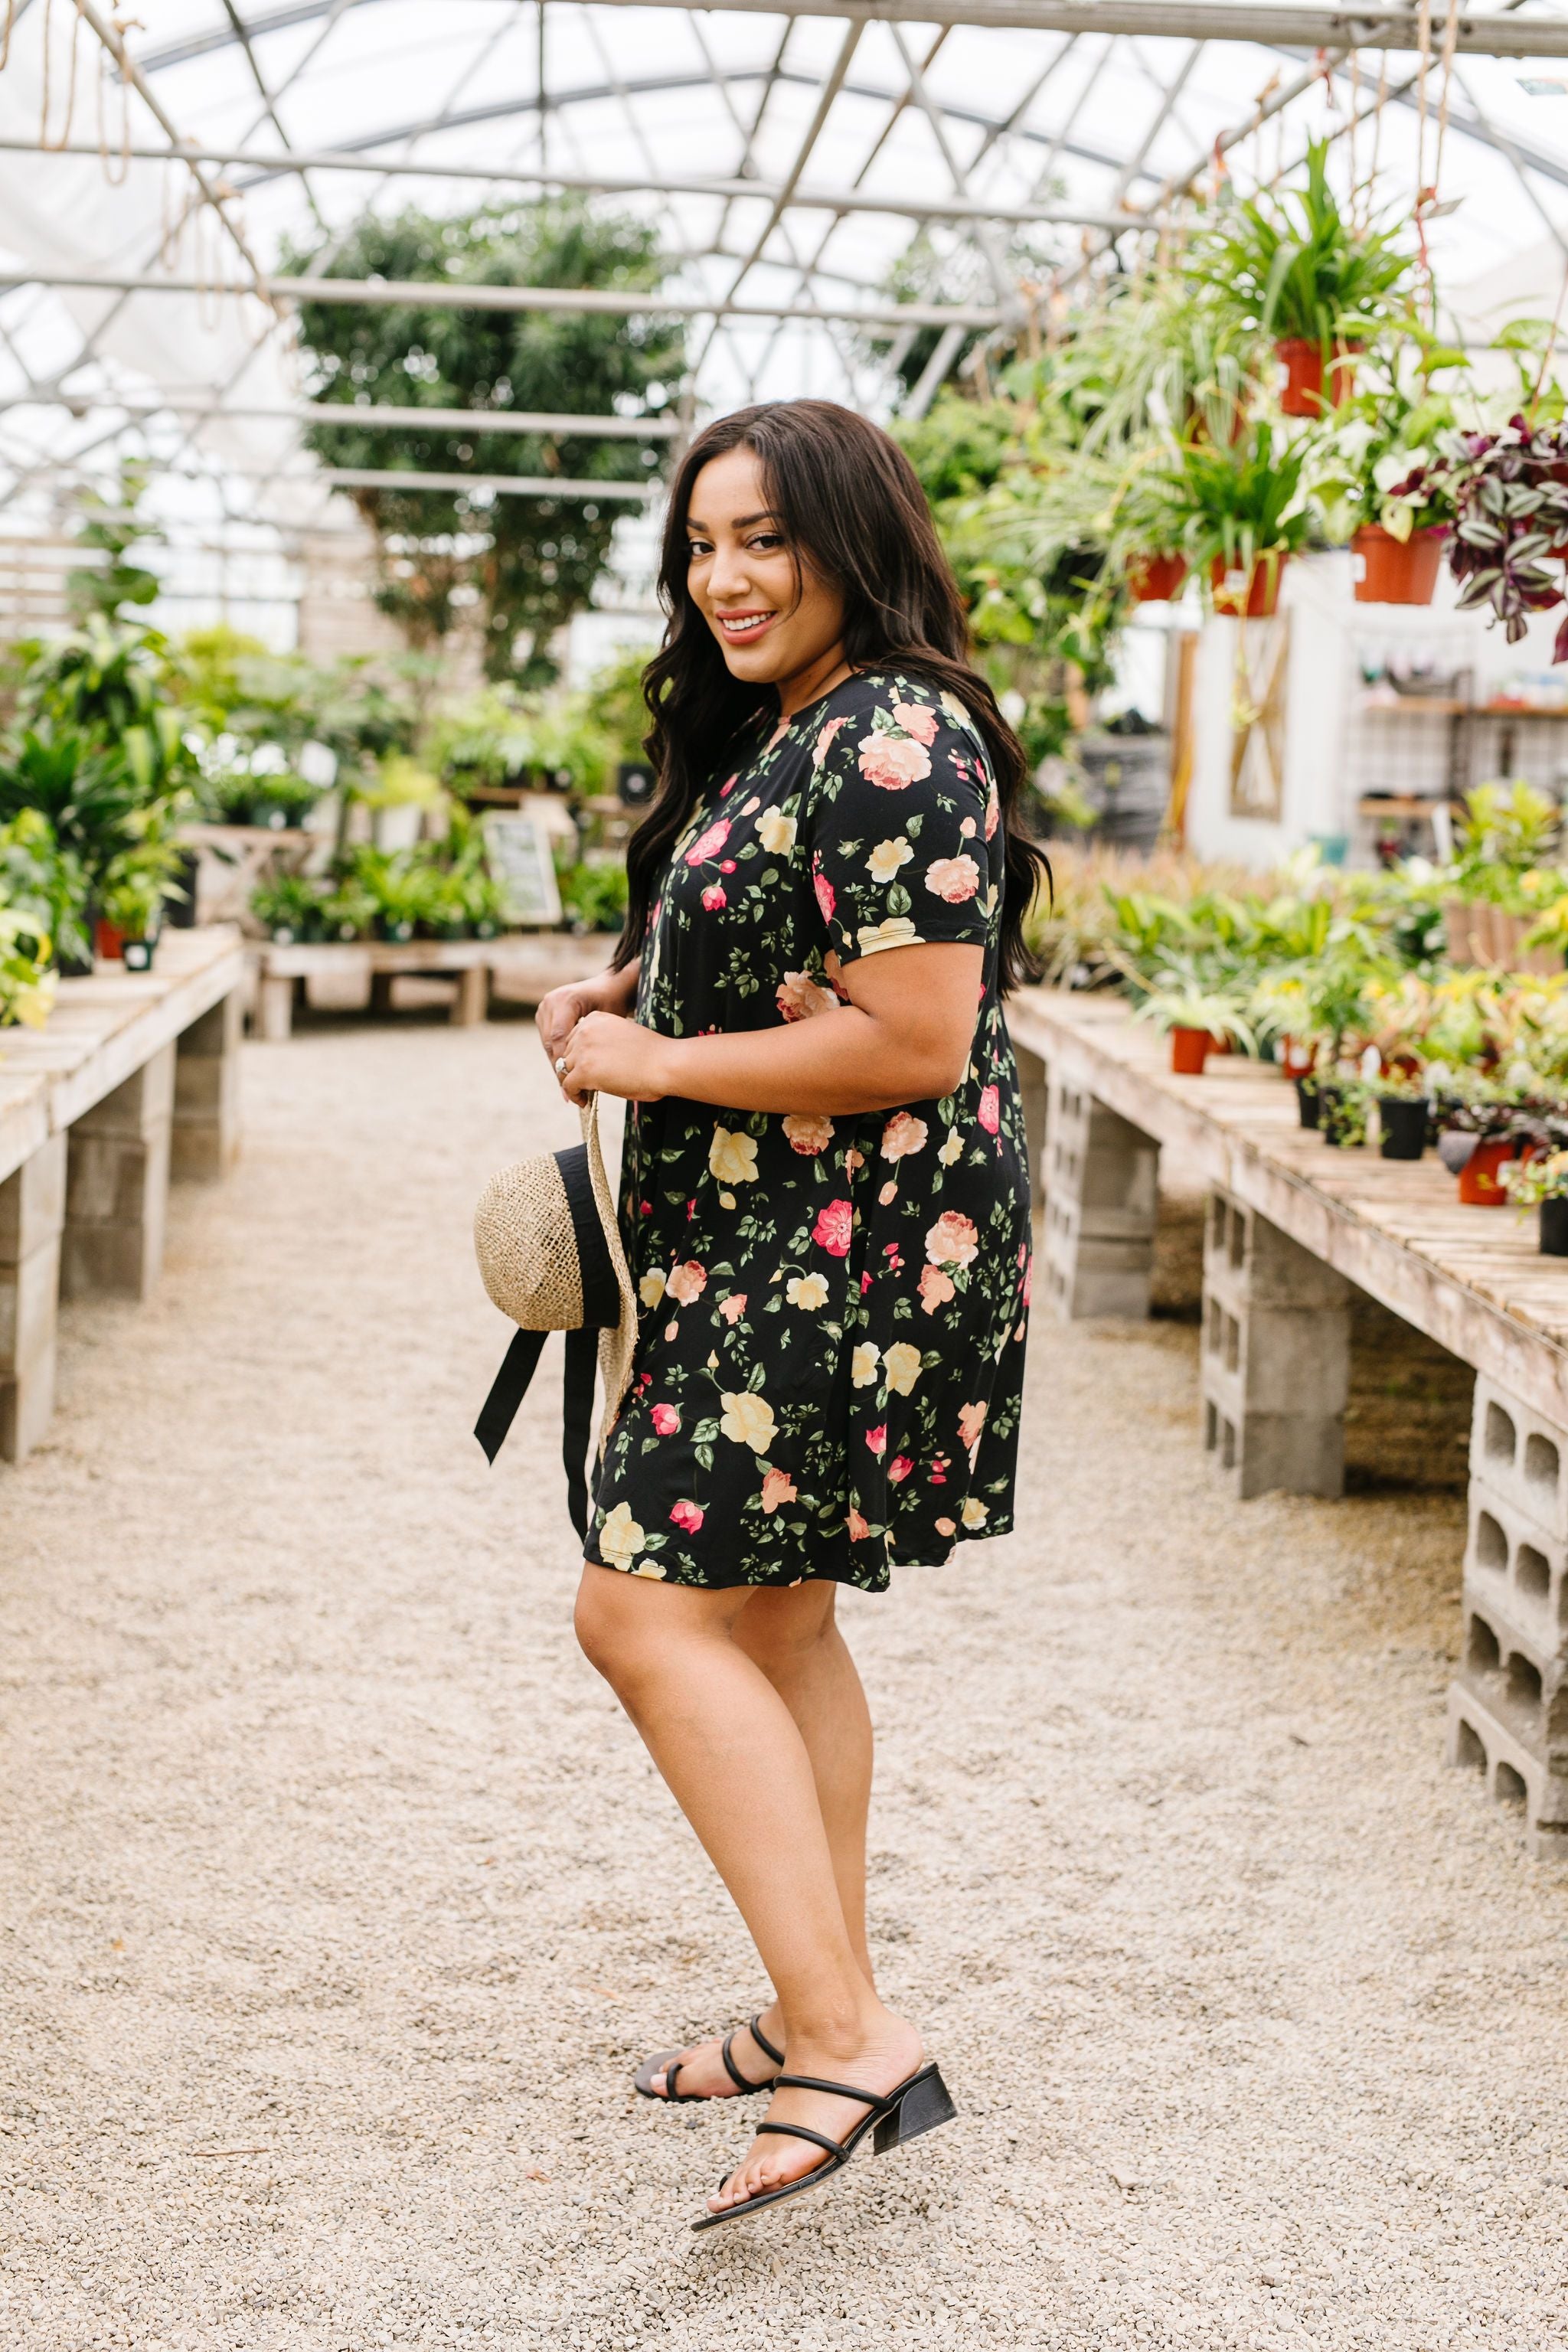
[
  {"left": 739, "top": 1583, "right": 838, "bottom": 1677},
  {"left": 574, "top": 1566, "right": 640, "bottom": 1682}
]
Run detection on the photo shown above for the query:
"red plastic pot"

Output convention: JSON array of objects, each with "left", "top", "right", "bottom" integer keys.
[
  {"left": 1458, "top": 1138, "right": 1518, "bottom": 1207},
  {"left": 1170, "top": 1027, "right": 1216, "bottom": 1075},
  {"left": 1210, "top": 554, "right": 1288, "bottom": 619},
  {"left": 94, "top": 916, "right": 125, "bottom": 962},
  {"left": 1352, "top": 524, "right": 1445, "bottom": 606},
  {"left": 1280, "top": 1035, "right": 1315, "bottom": 1080},
  {"left": 1128, "top": 551, "right": 1188, "bottom": 603},
  {"left": 1276, "top": 337, "right": 1358, "bottom": 417}
]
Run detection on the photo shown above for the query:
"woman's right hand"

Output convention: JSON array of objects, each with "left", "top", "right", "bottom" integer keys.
[{"left": 537, "top": 964, "right": 637, "bottom": 1075}]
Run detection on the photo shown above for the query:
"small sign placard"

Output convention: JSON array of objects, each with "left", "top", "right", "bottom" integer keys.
[{"left": 482, "top": 811, "right": 563, "bottom": 926}]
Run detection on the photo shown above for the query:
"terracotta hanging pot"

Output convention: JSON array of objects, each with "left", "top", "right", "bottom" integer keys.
[
  {"left": 1127, "top": 551, "right": 1188, "bottom": 603},
  {"left": 1210, "top": 554, "right": 1288, "bottom": 619},
  {"left": 1276, "top": 337, "right": 1358, "bottom": 417},
  {"left": 1352, "top": 524, "right": 1445, "bottom": 606},
  {"left": 1169, "top": 1027, "right": 1216, "bottom": 1075}
]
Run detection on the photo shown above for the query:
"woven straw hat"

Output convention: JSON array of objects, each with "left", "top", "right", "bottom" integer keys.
[{"left": 473, "top": 1093, "right": 637, "bottom": 1458}]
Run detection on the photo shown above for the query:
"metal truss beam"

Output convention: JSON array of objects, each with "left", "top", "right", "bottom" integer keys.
[
  {"left": 323, "top": 467, "right": 658, "bottom": 497},
  {"left": 0, "top": 132, "right": 1160, "bottom": 229},
  {"left": 0, "top": 397, "right": 682, "bottom": 434},
  {"left": 0, "top": 268, "right": 1007, "bottom": 329},
  {"left": 129, "top": 0, "right": 1568, "bottom": 67}
]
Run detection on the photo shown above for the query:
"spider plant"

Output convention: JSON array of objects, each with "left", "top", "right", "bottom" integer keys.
[
  {"left": 1141, "top": 420, "right": 1316, "bottom": 606},
  {"left": 1187, "top": 142, "right": 1415, "bottom": 354}
]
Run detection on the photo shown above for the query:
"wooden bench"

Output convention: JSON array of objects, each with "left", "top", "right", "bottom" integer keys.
[
  {"left": 0, "top": 927, "right": 244, "bottom": 1465},
  {"left": 253, "top": 933, "right": 618, "bottom": 1040},
  {"left": 1007, "top": 988, "right": 1568, "bottom": 1867}
]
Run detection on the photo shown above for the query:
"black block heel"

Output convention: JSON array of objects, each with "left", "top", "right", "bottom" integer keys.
[
  {"left": 873, "top": 2063, "right": 958, "bottom": 2153},
  {"left": 692, "top": 2060, "right": 956, "bottom": 2230}
]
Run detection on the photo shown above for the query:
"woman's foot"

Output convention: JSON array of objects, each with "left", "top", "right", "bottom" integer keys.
[
  {"left": 645, "top": 2005, "right": 784, "bottom": 2100},
  {"left": 706, "top": 2008, "right": 923, "bottom": 2213}
]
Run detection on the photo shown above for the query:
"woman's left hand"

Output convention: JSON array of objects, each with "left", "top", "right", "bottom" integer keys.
[{"left": 556, "top": 1011, "right": 672, "bottom": 1106}]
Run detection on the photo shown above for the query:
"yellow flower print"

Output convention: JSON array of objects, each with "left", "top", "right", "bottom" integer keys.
[
  {"left": 961, "top": 1496, "right": 989, "bottom": 1529},
  {"left": 882, "top": 1341, "right": 923, "bottom": 1395},
  {"left": 867, "top": 837, "right": 913, "bottom": 884},
  {"left": 720, "top": 1390, "right": 777, "bottom": 1452},
  {"left": 710, "top": 1125, "right": 760, "bottom": 1184},
  {"left": 786, "top": 1272, "right": 829, "bottom": 1309},
  {"left": 851, "top": 1342, "right": 880, "bottom": 1388},
  {"left": 633, "top": 1558, "right": 668, "bottom": 1579},
  {"left": 856, "top": 916, "right": 921, "bottom": 956},
  {"left": 599, "top": 1501, "right": 645, "bottom": 1570},
  {"left": 938, "top": 1131, "right": 964, "bottom": 1166},
  {"left": 639, "top": 1269, "right": 667, "bottom": 1308},
  {"left": 757, "top": 807, "right": 798, "bottom": 856}
]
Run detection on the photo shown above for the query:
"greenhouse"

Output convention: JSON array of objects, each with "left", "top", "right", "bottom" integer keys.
[{"left": 5, "top": 3, "right": 1568, "bottom": 2344}]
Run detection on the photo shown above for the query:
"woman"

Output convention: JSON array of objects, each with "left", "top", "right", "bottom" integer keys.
[{"left": 537, "top": 398, "right": 1047, "bottom": 2229}]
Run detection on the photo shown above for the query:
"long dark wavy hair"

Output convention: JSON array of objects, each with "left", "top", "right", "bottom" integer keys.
[{"left": 613, "top": 398, "right": 1050, "bottom": 993}]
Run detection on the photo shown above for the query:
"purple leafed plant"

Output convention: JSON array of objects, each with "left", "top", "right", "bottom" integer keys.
[{"left": 1439, "top": 415, "right": 1568, "bottom": 659}]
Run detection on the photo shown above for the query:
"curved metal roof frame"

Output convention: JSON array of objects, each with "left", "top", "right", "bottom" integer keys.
[{"left": 5, "top": 0, "right": 1568, "bottom": 557}]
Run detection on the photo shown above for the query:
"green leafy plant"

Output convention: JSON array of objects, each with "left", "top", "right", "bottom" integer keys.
[
  {"left": 1140, "top": 420, "right": 1316, "bottom": 599},
  {"left": 1132, "top": 982, "right": 1256, "bottom": 1052},
  {"left": 1504, "top": 1146, "right": 1568, "bottom": 1206},
  {"left": 251, "top": 873, "right": 324, "bottom": 942},
  {"left": 1187, "top": 142, "right": 1414, "bottom": 354}
]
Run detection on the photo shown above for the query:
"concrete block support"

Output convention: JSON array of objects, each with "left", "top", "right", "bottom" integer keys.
[
  {"left": 62, "top": 1043, "right": 175, "bottom": 1302},
  {"left": 172, "top": 988, "right": 242, "bottom": 1181},
  {"left": 0, "top": 1133, "right": 66, "bottom": 1462},
  {"left": 1014, "top": 1042, "right": 1047, "bottom": 1245},
  {"left": 1200, "top": 1188, "right": 1351, "bottom": 1498},
  {"left": 1041, "top": 1077, "right": 1158, "bottom": 1320},
  {"left": 1448, "top": 1374, "right": 1568, "bottom": 1864}
]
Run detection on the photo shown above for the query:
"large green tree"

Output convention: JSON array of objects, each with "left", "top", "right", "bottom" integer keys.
[{"left": 283, "top": 202, "right": 684, "bottom": 682}]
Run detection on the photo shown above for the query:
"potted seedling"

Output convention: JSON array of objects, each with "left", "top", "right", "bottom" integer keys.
[
  {"left": 1370, "top": 1067, "right": 1431, "bottom": 1160},
  {"left": 1438, "top": 1081, "right": 1539, "bottom": 1205},
  {"left": 250, "top": 871, "right": 322, "bottom": 945},
  {"left": 1145, "top": 421, "right": 1315, "bottom": 619},
  {"left": 1133, "top": 981, "right": 1255, "bottom": 1074},
  {"left": 1504, "top": 1147, "right": 1568, "bottom": 1254}
]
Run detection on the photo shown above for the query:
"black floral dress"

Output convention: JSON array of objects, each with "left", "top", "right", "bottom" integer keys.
[{"left": 585, "top": 668, "right": 1032, "bottom": 1593}]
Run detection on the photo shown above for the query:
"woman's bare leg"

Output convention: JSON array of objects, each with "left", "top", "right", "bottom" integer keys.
[
  {"left": 644, "top": 1581, "right": 876, "bottom": 2096},
  {"left": 575, "top": 1565, "right": 920, "bottom": 2207}
]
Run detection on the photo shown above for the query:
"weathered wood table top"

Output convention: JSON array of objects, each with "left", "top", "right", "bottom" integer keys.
[
  {"left": 1008, "top": 987, "right": 1568, "bottom": 1429},
  {"left": 0, "top": 927, "right": 243, "bottom": 1187}
]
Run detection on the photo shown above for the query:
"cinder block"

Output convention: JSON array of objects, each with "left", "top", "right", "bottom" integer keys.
[
  {"left": 75, "top": 1042, "right": 175, "bottom": 1139},
  {"left": 66, "top": 1132, "right": 169, "bottom": 1227},
  {"left": 1455, "top": 1595, "right": 1568, "bottom": 1768},
  {"left": 0, "top": 1134, "right": 67, "bottom": 1269},
  {"left": 1204, "top": 1191, "right": 1349, "bottom": 1312},
  {"left": 1202, "top": 1390, "right": 1344, "bottom": 1499},
  {"left": 1468, "top": 1374, "right": 1568, "bottom": 1543},
  {"left": 1464, "top": 1477, "right": 1568, "bottom": 1659},
  {"left": 0, "top": 1235, "right": 60, "bottom": 1372},
  {"left": 1200, "top": 1185, "right": 1350, "bottom": 1499},
  {"left": 178, "top": 988, "right": 242, "bottom": 1060},
  {"left": 0, "top": 1340, "right": 57, "bottom": 1463},
  {"left": 60, "top": 1126, "right": 169, "bottom": 1302},
  {"left": 1446, "top": 1680, "right": 1568, "bottom": 1867},
  {"left": 1043, "top": 1080, "right": 1158, "bottom": 1322}
]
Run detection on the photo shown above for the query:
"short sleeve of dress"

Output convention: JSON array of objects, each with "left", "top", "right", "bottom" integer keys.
[{"left": 801, "top": 678, "right": 999, "bottom": 966}]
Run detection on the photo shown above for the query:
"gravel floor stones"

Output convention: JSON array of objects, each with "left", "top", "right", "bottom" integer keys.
[{"left": 2, "top": 1011, "right": 1567, "bottom": 2351}]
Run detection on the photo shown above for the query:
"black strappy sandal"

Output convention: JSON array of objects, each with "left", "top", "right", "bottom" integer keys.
[
  {"left": 691, "top": 2060, "right": 956, "bottom": 2230},
  {"left": 633, "top": 2013, "right": 784, "bottom": 2104}
]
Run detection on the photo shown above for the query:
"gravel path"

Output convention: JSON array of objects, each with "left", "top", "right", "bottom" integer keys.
[{"left": 2, "top": 1012, "right": 1566, "bottom": 2352}]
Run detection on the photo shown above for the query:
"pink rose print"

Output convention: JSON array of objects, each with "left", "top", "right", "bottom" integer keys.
[
  {"left": 813, "top": 714, "right": 849, "bottom": 767},
  {"left": 880, "top": 1111, "right": 929, "bottom": 1161},
  {"left": 960, "top": 817, "right": 977, "bottom": 840},
  {"left": 740, "top": 795, "right": 761, "bottom": 816},
  {"left": 918, "top": 1263, "right": 956, "bottom": 1316},
  {"left": 651, "top": 1403, "right": 681, "bottom": 1436},
  {"left": 824, "top": 949, "right": 850, "bottom": 1001},
  {"left": 812, "top": 867, "right": 836, "bottom": 926},
  {"left": 685, "top": 818, "right": 731, "bottom": 867},
  {"left": 776, "top": 969, "right": 838, "bottom": 1022},
  {"left": 926, "top": 1210, "right": 979, "bottom": 1269},
  {"left": 701, "top": 885, "right": 727, "bottom": 911},
  {"left": 878, "top": 1181, "right": 897, "bottom": 1207},
  {"left": 985, "top": 781, "right": 1001, "bottom": 839},
  {"left": 761, "top": 1468, "right": 799, "bottom": 1514},
  {"left": 667, "top": 1259, "right": 707, "bottom": 1305},
  {"left": 718, "top": 773, "right": 738, "bottom": 797},
  {"left": 720, "top": 860, "right": 737, "bottom": 873},
  {"left": 977, "top": 1085, "right": 1000, "bottom": 1135},
  {"left": 887, "top": 1455, "right": 913, "bottom": 1484},
  {"left": 924, "top": 854, "right": 982, "bottom": 904},
  {"left": 718, "top": 1293, "right": 747, "bottom": 1325},
  {"left": 847, "top": 1507, "right": 871, "bottom": 1541},
  {"left": 958, "top": 1400, "right": 988, "bottom": 1452},
  {"left": 934, "top": 1515, "right": 956, "bottom": 1538},
  {"left": 865, "top": 1425, "right": 887, "bottom": 1458},
  {"left": 844, "top": 1148, "right": 865, "bottom": 1174},
  {"left": 860, "top": 1271, "right": 873, "bottom": 1295},
  {"left": 930, "top": 1452, "right": 950, "bottom": 1486},
  {"left": 782, "top": 1112, "right": 835, "bottom": 1155},
  {"left": 890, "top": 699, "right": 939, "bottom": 746},
  {"left": 813, "top": 1199, "right": 853, "bottom": 1257},
  {"left": 766, "top": 714, "right": 790, "bottom": 750},
  {"left": 1022, "top": 1254, "right": 1034, "bottom": 1307},
  {"left": 858, "top": 733, "right": 932, "bottom": 792},
  {"left": 670, "top": 1498, "right": 704, "bottom": 1533}
]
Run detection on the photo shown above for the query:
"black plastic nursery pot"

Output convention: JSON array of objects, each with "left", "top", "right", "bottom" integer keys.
[
  {"left": 1541, "top": 1196, "right": 1568, "bottom": 1257},
  {"left": 120, "top": 937, "right": 156, "bottom": 973},
  {"left": 1295, "top": 1075, "right": 1321, "bottom": 1129},
  {"left": 1378, "top": 1095, "right": 1429, "bottom": 1161},
  {"left": 377, "top": 917, "right": 416, "bottom": 943}
]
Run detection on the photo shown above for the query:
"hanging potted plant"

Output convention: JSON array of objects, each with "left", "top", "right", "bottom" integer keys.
[
  {"left": 1504, "top": 1147, "right": 1568, "bottom": 1255},
  {"left": 1441, "top": 413, "right": 1568, "bottom": 656},
  {"left": 1145, "top": 421, "right": 1315, "bottom": 621},
  {"left": 1186, "top": 142, "right": 1414, "bottom": 418}
]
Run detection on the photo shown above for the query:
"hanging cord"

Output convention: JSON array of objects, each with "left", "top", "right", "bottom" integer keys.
[
  {"left": 1429, "top": 0, "right": 1463, "bottom": 215},
  {"left": 1370, "top": 50, "right": 1389, "bottom": 199},
  {"left": 0, "top": 1, "right": 16, "bottom": 74},
  {"left": 95, "top": 9, "right": 133, "bottom": 185},
  {"left": 41, "top": 0, "right": 83, "bottom": 150},
  {"left": 1348, "top": 50, "right": 1361, "bottom": 226},
  {"left": 1527, "top": 257, "right": 1568, "bottom": 417}
]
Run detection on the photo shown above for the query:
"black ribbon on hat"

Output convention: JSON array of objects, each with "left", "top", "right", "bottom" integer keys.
[{"left": 474, "top": 1141, "right": 623, "bottom": 1540}]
